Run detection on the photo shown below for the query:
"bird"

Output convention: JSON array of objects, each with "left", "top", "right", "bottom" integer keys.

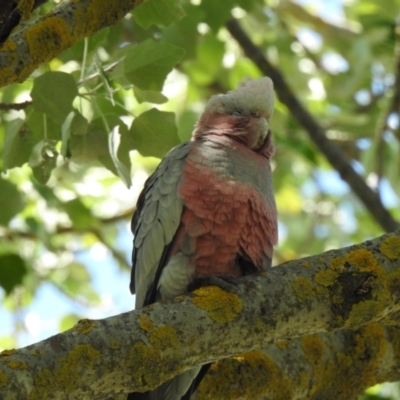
[{"left": 128, "top": 76, "right": 278, "bottom": 400}]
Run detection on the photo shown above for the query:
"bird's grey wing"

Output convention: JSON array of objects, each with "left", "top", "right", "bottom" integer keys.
[{"left": 130, "top": 142, "right": 191, "bottom": 308}]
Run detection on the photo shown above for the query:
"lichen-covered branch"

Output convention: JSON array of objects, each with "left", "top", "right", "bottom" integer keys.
[
  {"left": 0, "top": 0, "right": 144, "bottom": 88},
  {"left": 226, "top": 18, "right": 399, "bottom": 233},
  {"left": 1, "top": 231, "right": 400, "bottom": 399},
  {"left": 0, "top": 0, "right": 49, "bottom": 44},
  {"left": 195, "top": 324, "right": 400, "bottom": 400}
]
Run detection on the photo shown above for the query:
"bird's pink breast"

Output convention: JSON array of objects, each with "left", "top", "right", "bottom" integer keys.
[{"left": 172, "top": 139, "right": 277, "bottom": 277}]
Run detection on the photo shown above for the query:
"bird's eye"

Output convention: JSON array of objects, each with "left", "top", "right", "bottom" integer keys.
[{"left": 250, "top": 112, "right": 259, "bottom": 118}]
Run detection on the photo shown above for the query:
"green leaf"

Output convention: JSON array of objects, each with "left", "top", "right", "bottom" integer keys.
[
  {"left": 2, "top": 119, "right": 36, "bottom": 170},
  {"left": 26, "top": 111, "right": 61, "bottom": 141},
  {"left": 129, "top": 108, "right": 180, "bottom": 158},
  {"left": 113, "top": 40, "right": 185, "bottom": 91},
  {"left": 0, "top": 254, "right": 27, "bottom": 295},
  {"left": 29, "top": 140, "right": 58, "bottom": 184},
  {"left": 31, "top": 178, "right": 62, "bottom": 208},
  {"left": 31, "top": 152, "right": 58, "bottom": 185},
  {"left": 88, "top": 114, "right": 133, "bottom": 179},
  {"left": 184, "top": 32, "right": 225, "bottom": 84},
  {"left": 133, "top": 0, "right": 185, "bottom": 29},
  {"left": 199, "top": 0, "right": 235, "bottom": 31},
  {"left": 59, "top": 314, "right": 81, "bottom": 332},
  {"left": 70, "top": 111, "right": 89, "bottom": 136},
  {"left": 236, "top": 0, "right": 260, "bottom": 12},
  {"left": 31, "top": 71, "right": 78, "bottom": 125},
  {"left": 133, "top": 87, "right": 168, "bottom": 104},
  {"left": 62, "top": 198, "right": 99, "bottom": 230},
  {"left": 0, "top": 179, "right": 25, "bottom": 226},
  {"left": 177, "top": 110, "right": 198, "bottom": 142},
  {"left": 107, "top": 126, "right": 132, "bottom": 187},
  {"left": 161, "top": 3, "right": 204, "bottom": 59},
  {"left": 50, "top": 262, "right": 100, "bottom": 303},
  {"left": 69, "top": 121, "right": 108, "bottom": 164}
]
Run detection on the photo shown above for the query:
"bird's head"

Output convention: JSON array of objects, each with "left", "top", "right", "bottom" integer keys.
[{"left": 193, "top": 77, "right": 275, "bottom": 157}]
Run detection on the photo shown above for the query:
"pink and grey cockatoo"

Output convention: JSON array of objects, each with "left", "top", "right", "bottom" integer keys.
[{"left": 128, "top": 77, "right": 278, "bottom": 400}]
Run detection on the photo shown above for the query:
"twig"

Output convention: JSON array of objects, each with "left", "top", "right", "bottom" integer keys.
[
  {"left": 373, "top": 22, "right": 400, "bottom": 184},
  {"left": 0, "top": 100, "right": 31, "bottom": 110},
  {"left": 226, "top": 19, "right": 399, "bottom": 233},
  {"left": 0, "top": 207, "right": 134, "bottom": 240}
]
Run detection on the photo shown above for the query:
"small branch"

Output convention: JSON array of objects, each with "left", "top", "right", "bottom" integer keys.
[
  {"left": 226, "top": 18, "right": 399, "bottom": 233},
  {"left": 0, "top": 207, "right": 134, "bottom": 240},
  {"left": 390, "top": 22, "right": 400, "bottom": 141},
  {"left": 1, "top": 231, "right": 400, "bottom": 398},
  {"left": 0, "top": 100, "right": 31, "bottom": 110},
  {"left": 373, "top": 22, "right": 400, "bottom": 184}
]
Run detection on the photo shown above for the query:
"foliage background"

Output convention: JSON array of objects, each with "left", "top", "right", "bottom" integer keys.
[{"left": 0, "top": 0, "right": 400, "bottom": 398}]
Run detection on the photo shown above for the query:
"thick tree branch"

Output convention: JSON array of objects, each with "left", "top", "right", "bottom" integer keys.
[
  {"left": 195, "top": 325, "right": 400, "bottom": 400},
  {"left": 0, "top": 0, "right": 144, "bottom": 89},
  {"left": 226, "top": 19, "right": 399, "bottom": 233},
  {"left": 0, "top": 0, "right": 49, "bottom": 44},
  {"left": 1, "top": 231, "right": 400, "bottom": 399}
]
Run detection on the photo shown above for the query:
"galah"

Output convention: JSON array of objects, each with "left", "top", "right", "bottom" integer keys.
[{"left": 128, "top": 77, "right": 278, "bottom": 400}]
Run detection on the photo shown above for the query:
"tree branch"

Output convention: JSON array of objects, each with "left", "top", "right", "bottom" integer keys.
[
  {"left": 1, "top": 230, "right": 400, "bottom": 399},
  {"left": 195, "top": 324, "right": 400, "bottom": 400},
  {"left": 226, "top": 19, "right": 399, "bottom": 233},
  {"left": 0, "top": 100, "right": 31, "bottom": 110},
  {"left": 0, "top": 0, "right": 49, "bottom": 44},
  {"left": 0, "top": 0, "right": 144, "bottom": 89}
]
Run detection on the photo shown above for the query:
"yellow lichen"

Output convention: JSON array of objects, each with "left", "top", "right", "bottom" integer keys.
[
  {"left": 332, "top": 249, "right": 382, "bottom": 275},
  {"left": 30, "top": 368, "right": 53, "bottom": 398},
  {"left": 31, "top": 349, "right": 42, "bottom": 356},
  {"left": 301, "top": 335, "right": 325, "bottom": 365},
  {"left": 72, "top": 318, "right": 96, "bottom": 334},
  {"left": 297, "top": 324, "right": 389, "bottom": 399},
  {"left": 192, "top": 286, "right": 243, "bottom": 324},
  {"left": 355, "top": 324, "right": 386, "bottom": 363},
  {"left": 25, "top": 17, "right": 71, "bottom": 63},
  {"left": 314, "top": 269, "right": 338, "bottom": 287},
  {"left": 73, "top": 0, "right": 139, "bottom": 38},
  {"left": 0, "top": 370, "right": 8, "bottom": 388},
  {"left": 109, "top": 340, "right": 120, "bottom": 350},
  {"left": 255, "top": 318, "right": 266, "bottom": 332},
  {"left": 139, "top": 315, "right": 154, "bottom": 333},
  {"left": 344, "top": 300, "right": 383, "bottom": 329},
  {"left": 128, "top": 342, "right": 163, "bottom": 389},
  {"left": 0, "top": 68, "right": 16, "bottom": 88},
  {"left": 1, "top": 39, "right": 17, "bottom": 51},
  {"left": 149, "top": 326, "right": 179, "bottom": 351},
  {"left": 139, "top": 315, "right": 179, "bottom": 351},
  {"left": 276, "top": 340, "right": 289, "bottom": 349},
  {"left": 302, "top": 261, "right": 311, "bottom": 268},
  {"left": 380, "top": 235, "right": 400, "bottom": 260},
  {"left": 348, "top": 249, "right": 381, "bottom": 273},
  {"left": 198, "top": 350, "right": 293, "bottom": 400},
  {"left": 8, "top": 360, "right": 28, "bottom": 370},
  {"left": 332, "top": 295, "right": 343, "bottom": 304},
  {"left": 31, "top": 344, "right": 101, "bottom": 397},
  {"left": 57, "top": 344, "right": 100, "bottom": 392},
  {"left": 291, "top": 277, "right": 315, "bottom": 301},
  {"left": 17, "top": 0, "right": 35, "bottom": 20},
  {"left": 0, "top": 349, "right": 15, "bottom": 357}
]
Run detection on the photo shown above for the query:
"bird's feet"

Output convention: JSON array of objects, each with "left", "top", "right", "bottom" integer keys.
[{"left": 188, "top": 275, "right": 241, "bottom": 293}]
